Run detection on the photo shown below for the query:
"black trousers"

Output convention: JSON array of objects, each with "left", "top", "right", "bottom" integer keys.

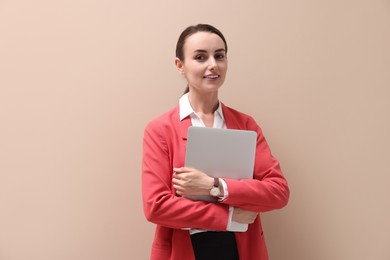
[{"left": 190, "top": 231, "right": 239, "bottom": 260}]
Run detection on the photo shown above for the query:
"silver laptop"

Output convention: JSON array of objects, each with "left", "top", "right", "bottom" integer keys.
[{"left": 184, "top": 126, "right": 257, "bottom": 232}]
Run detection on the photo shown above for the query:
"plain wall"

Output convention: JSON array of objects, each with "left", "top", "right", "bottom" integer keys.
[{"left": 1, "top": 1, "right": 389, "bottom": 259}]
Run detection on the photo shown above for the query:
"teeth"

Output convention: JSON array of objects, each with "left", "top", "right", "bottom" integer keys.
[{"left": 205, "top": 75, "right": 219, "bottom": 79}]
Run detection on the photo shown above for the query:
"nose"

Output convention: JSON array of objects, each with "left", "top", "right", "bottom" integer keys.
[{"left": 208, "top": 57, "right": 217, "bottom": 70}]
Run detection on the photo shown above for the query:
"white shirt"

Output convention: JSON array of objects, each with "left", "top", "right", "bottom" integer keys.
[{"left": 179, "top": 93, "right": 234, "bottom": 233}]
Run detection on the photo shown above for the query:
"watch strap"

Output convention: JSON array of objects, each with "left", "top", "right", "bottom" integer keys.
[{"left": 213, "top": 177, "right": 219, "bottom": 188}]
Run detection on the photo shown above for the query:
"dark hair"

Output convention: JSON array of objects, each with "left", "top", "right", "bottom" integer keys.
[{"left": 176, "top": 24, "right": 228, "bottom": 94}]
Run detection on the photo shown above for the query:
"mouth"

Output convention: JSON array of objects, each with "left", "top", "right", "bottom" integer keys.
[{"left": 203, "top": 74, "right": 220, "bottom": 79}]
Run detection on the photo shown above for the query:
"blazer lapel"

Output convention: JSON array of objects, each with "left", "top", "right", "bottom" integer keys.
[
  {"left": 222, "top": 103, "right": 241, "bottom": 130},
  {"left": 179, "top": 115, "right": 192, "bottom": 140}
]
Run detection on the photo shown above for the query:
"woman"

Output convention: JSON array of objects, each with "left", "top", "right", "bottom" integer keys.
[{"left": 142, "top": 24, "right": 289, "bottom": 260}]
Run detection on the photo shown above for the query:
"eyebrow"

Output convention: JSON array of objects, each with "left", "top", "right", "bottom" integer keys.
[{"left": 193, "top": 48, "right": 226, "bottom": 53}]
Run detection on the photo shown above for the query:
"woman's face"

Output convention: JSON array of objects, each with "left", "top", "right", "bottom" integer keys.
[{"left": 176, "top": 32, "right": 228, "bottom": 94}]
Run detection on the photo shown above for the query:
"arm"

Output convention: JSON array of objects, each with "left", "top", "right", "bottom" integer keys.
[
  {"left": 172, "top": 168, "right": 258, "bottom": 225},
  {"left": 142, "top": 122, "right": 229, "bottom": 230},
  {"left": 221, "top": 118, "right": 290, "bottom": 212}
]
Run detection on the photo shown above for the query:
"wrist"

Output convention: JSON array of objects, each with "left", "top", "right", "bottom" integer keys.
[
  {"left": 218, "top": 178, "right": 224, "bottom": 197},
  {"left": 208, "top": 176, "right": 215, "bottom": 189},
  {"left": 209, "top": 177, "right": 222, "bottom": 197}
]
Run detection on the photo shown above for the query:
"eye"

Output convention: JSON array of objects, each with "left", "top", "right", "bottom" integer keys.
[
  {"left": 195, "top": 55, "right": 206, "bottom": 61},
  {"left": 215, "top": 53, "right": 225, "bottom": 60}
]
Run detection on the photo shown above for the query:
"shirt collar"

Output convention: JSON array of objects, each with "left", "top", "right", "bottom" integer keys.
[{"left": 179, "top": 93, "right": 224, "bottom": 121}]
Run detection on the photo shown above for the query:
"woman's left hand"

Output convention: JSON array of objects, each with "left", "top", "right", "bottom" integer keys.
[{"left": 172, "top": 167, "right": 214, "bottom": 196}]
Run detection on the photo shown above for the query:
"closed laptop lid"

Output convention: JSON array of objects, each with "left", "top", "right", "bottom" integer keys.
[{"left": 185, "top": 126, "right": 257, "bottom": 180}]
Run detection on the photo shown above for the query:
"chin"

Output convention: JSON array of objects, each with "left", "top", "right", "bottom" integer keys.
[
  {"left": 189, "top": 82, "right": 223, "bottom": 93},
  {"left": 202, "top": 86, "right": 222, "bottom": 93}
]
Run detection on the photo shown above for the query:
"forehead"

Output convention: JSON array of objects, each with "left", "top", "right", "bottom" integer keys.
[{"left": 184, "top": 32, "right": 226, "bottom": 53}]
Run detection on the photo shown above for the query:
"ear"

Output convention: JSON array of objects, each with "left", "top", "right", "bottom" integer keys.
[{"left": 175, "top": 58, "right": 185, "bottom": 74}]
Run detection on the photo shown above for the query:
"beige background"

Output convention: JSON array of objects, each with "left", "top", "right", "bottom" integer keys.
[{"left": 1, "top": 0, "right": 389, "bottom": 259}]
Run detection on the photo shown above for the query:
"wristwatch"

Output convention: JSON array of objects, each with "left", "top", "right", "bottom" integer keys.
[{"left": 209, "top": 177, "right": 221, "bottom": 197}]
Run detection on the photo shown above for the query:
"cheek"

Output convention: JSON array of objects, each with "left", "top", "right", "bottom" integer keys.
[
  {"left": 186, "top": 66, "right": 204, "bottom": 79},
  {"left": 222, "top": 61, "right": 228, "bottom": 70},
  {"left": 220, "top": 64, "right": 228, "bottom": 75},
  {"left": 184, "top": 71, "right": 201, "bottom": 83}
]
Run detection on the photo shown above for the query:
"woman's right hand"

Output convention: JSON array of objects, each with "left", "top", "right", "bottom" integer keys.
[{"left": 232, "top": 208, "right": 258, "bottom": 224}]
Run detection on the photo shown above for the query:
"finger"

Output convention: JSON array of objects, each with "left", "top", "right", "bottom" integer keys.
[
  {"left": 172, "top": 174, "right": 188, "bottom": 186},
  {"left": 173, "top": 172, "right": 188, "bottom": 181},
  {"left": 173, "top": 167, "right": 186, "bottom": 173},
  {"left": 172, "top": 176, "right": 186, "bottom": 186},
  {"left": 174, "top": 166, "right": 194, "bottom": 173},
  {"left": 174, "top": 188, "right": 183, "bottom": 196},
  {"left": 173, "top": 184, "right": 181, "bottom": 191},
  {"left": 172, "top": 178, "right": 180, "bottom": 185}
]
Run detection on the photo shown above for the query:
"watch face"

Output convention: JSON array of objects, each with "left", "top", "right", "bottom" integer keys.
[{"left": 210, "top": 187, "right": 220, "bottom": 197}]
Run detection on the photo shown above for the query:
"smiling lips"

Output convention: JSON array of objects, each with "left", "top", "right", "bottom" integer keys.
[{"left": 203, "top": 74, "right": 220, "bottom": 79}]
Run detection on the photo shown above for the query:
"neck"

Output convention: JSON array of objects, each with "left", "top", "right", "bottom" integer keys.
[{"left": 188, "top": 90, "right": 219, "bottom": 115}]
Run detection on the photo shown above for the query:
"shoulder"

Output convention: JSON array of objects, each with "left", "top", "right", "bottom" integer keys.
[
  {"left": 222, "top": 103, "right": 259, "bottom": 130},
  {"left": 144, "top": 105, "right": 180, "bottom": 134},
  {"left": 222, "top": 104, "right": 253, "bottom": 120}
]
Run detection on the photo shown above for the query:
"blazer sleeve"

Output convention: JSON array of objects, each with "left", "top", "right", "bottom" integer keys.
[
  {"left": 142, "top": 120, "right": 229, "bottom": 230},
  {"left": 221, "top": 117, "right": 290, "bottom": 212}
]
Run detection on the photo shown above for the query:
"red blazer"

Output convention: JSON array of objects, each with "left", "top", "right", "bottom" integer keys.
[{"left": 142, "top": 103, "right": 289, "bottom": 260}]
